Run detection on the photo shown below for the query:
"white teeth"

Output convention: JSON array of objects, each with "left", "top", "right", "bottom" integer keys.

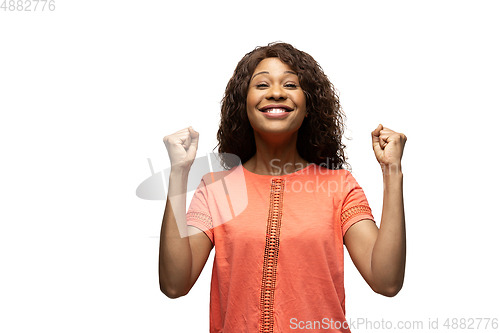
[{"left": 264, "top": 108, "right": 288, "bottom": 113}]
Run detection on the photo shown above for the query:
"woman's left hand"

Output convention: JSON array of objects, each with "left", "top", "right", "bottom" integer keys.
[{"left": 371, "top": 124, "right": 407, "bottom": 172}]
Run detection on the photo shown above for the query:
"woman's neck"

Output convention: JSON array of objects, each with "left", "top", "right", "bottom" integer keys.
[{"left": 243, "top": 131, "right": 309, "bottom": 176}]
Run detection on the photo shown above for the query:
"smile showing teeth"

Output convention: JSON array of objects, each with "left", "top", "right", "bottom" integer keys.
[{"left": 263, "top": 108, "right": 289, "bottom": 113}]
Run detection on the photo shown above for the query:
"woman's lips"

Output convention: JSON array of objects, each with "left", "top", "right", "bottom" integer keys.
[
  {"left": 259, "top": 104, "right": 293, "bottom": 112},
  {"left": 259, "top": 108, "right": 292, "bottom": 119},
  {"left": 261, "top": 108, "right": 290, "bottom": 113}
]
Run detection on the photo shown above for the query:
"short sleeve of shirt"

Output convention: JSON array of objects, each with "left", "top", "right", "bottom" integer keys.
[
  {"left": 186, "top": 178, "right": 215, "bottom": 244},
  {"left": 340, "top": 171, "right": 376, "bottom": 237}
]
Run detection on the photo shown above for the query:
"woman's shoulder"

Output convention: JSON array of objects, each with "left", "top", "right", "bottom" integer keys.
[{"left": 198, "top": 164, "right": 247, "bottom": 194}]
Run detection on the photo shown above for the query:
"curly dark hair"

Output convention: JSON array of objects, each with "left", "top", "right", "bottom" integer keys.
[{"left": 215, "top": 42, "right": 349, "bottom": 171}]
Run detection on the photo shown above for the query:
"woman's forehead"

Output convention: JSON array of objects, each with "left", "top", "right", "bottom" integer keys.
[{"left": 252, "top": 58, "right": 297, "bottom": 79}]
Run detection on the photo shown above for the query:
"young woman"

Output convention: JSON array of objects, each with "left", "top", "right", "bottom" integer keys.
[{"left": 159, "top": 42, "right": 407, "bottom": 332}]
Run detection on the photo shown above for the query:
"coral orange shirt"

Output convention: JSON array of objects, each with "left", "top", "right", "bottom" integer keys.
[{"left": 186, "top": 163, "right": 375, "bottom": 333}]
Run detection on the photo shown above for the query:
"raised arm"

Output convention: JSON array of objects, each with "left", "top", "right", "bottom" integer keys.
[
  {"left": 158, "top": 127, "right": 213, "bottom": 299},
  {"left": 344, "top": 124, "right": 407, "bottom": 297}
]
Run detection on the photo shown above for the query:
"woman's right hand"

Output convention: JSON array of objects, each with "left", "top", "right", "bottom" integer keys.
[{"left": 163, "top": 126, "right": 199, "bottom": 171}]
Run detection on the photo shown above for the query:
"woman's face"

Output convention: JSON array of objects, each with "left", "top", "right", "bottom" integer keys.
[{"left": 246, "top": 57, "right": 307, "bottom": 137}]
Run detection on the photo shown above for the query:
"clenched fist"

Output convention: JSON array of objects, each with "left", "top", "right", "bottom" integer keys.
[
  {"left": 371, "top": 124, "right": 407, "bottom": 173},
  {"left": 163, "top": 126, "right": 199, "bottom": 171}
]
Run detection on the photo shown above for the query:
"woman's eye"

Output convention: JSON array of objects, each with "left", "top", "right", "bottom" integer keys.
[
  {"left": 285, "top": 83, "right": 297, "bottom": 88},
  {"left": 256, "top": 83, "right": 268, "bottom": 88}
]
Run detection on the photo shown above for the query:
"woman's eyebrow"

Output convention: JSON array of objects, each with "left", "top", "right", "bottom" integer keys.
[{"left": 251, "top": 70, "right": 298, "bottom": 81}]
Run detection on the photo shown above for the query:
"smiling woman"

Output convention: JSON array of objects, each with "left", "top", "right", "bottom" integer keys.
[
  {"left": 159, "top": 42, "right": 407, "bottom": 333},
  {"left": 217, "top": 42, "right": 348, "bottom": 173},
  {"left": 245, "top": 57, "right": 308, "bottom": 170},
  {"left": 247, "top": 58, "right": 306, "bottom": 126}
]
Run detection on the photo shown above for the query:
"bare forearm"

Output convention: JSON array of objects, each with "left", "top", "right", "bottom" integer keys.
[
  {"left": 371, "top": 170, "right": 406, "bottom": 296},
  {"left": 158, "top": 168, "right": 193, "bottom": 298}
]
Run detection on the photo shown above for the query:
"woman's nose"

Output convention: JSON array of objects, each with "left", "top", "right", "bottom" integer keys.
[{"left": 266, "top": 85, "right": 287, "bottom": 100}]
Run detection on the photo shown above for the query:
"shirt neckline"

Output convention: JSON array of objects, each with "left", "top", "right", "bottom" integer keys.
[{"left": 240, "top": 162, "right": 315, "bottom": 179}]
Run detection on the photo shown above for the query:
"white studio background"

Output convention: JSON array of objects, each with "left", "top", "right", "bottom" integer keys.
[{"left": 1, "top": 1, "right": 499, "bottom": 332}]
